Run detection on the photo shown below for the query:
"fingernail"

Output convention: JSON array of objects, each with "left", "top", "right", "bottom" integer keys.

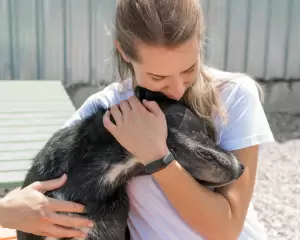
[
  {"left": 88, "top": 222, "right": 94, "bottom": 227},
  {"left": 82, "top": 207, "right": 88, "bottom": 213},
  {"left": 60, "top": 173, "right": 67, "bottom": 180}
]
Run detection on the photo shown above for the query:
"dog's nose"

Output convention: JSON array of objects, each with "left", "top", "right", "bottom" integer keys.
[
  {"left": 235, "top": 163, "right": 245, "bottom": 179},
  {"left": 240, "top": 163, "right": 245, "bottom": 173}
]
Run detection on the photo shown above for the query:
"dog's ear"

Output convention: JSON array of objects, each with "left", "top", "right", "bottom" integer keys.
[{"left": 134, "top": 86, "right": 169, "bottom": 102}]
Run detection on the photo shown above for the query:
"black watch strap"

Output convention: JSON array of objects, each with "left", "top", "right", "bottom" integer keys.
[{"left": 143, "top": 149, "right": 176, "bottom": 174}]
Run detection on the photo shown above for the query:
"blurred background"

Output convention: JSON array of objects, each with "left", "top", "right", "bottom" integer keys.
[{"left": 0, "top": 0, "right": 299, "bottom": 239}]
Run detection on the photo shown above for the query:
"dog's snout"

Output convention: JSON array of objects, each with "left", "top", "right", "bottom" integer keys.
[
  {"left": 238, "top": 163, "right": 245, "bottom": 178},
  {"left": 240, "top": 163, "right": 244, "bottom": 172}
]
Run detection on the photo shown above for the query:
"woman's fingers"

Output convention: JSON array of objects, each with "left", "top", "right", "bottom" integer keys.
[
  {"left": 45, "top": 212, "right": 94, "bottom": 228},
  {"left": 47, "top": 197, "right": 87, "bottom": 214},
  {"left": 142, "top": 99, "right": 163, "bottom": 117},
  {"left": 29, "top": 174, "right": 68, "bottom": 194},
  {"left": 110, "top": 105, "right": 123, "bottom": 126},
  {"left": 103, "top": 110, "right": 117, "bottom": 135},
  {"left": 128, "top": 96, "right": 147, "bottom": 113},
  {"left": 41, "top": 224, "right": 87, "bottom": 238},
  {"left": 119, "top": 100, "right": 132, "bottom": 118}
]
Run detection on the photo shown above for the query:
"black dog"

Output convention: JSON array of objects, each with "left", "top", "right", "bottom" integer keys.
[{"left": 17, "top": 86, "right": 244, "bottom": 240}]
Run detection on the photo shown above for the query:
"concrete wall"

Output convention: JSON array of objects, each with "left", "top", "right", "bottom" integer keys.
[{"left": 261, "top": 80, "right": 300, "bottom": 113}]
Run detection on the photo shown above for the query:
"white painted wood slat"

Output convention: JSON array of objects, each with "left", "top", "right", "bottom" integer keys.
[
  {"left": 0, "top": 112, "right": 73, "bottom": 119},
  {"left": 0, "top": 133, "right": 53, "bottom": 143},
  {"left": 0, "top": 126, "right": 62, "bottom": 135},
  {"left": 0, "top": 151, "right": 37, "bottom": 162},
  {"left": 0, "top": 81, "right": 72, "bottom": 99},
  {"left": 0, "top": 161, "right": 32, "bottom": 172},
  {"left": 0, "top": 118, "right": 68, "bottom": 127},
  {"left": 0, "top": 171, "right": 28, "bottom": 185}
]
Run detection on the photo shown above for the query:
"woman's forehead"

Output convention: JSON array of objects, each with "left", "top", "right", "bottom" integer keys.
[{"left": 135, "top": 37, "right": 200, "bottom": 74}]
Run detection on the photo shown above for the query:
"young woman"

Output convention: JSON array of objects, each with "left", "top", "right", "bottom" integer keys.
[{"left": 0, "top": 0, "right": 274, "bottom": 239}]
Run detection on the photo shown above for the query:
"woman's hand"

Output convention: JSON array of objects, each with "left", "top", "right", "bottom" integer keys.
[
  {"left": 0, "top": 174, "right": 94, "bottom": 238},
  {"left": 103, "top": 96, "right": 169, "bottom": 165}
]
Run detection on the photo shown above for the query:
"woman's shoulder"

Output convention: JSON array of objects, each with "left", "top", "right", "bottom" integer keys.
[
  {"left": 205, "top": 66, "right": 262, "bottom": 104},
  {"left": 62, "top": 78, "right": 134, "bottom": 128},
  {"left": 89, "top": 78, "right": 134, "bottom": 108},
  {"left": 206, "top": 67, "right": 274, "bottom": 151}
]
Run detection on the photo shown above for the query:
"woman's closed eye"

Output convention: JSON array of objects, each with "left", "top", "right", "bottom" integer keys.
[
  {"left": 151, "top": 76, "right": 166, "bottom": 81},
  {"left": 186, "top": 68, "right": 194, "bottom": 74},
  {"left": 149, "top": 67, "right": 195, "bottom": 82}
]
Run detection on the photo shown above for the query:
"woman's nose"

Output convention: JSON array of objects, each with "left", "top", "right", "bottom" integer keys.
[{"left": 167, "top": 80, "right": 186, "bottom": 100}]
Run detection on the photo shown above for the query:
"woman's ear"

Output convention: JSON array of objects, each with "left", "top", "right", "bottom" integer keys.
[{"left": 115, "top": 40, "right": 131, "bottom": 63}]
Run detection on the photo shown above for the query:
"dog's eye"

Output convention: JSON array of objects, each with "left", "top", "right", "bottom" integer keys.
[{"left": 196, "top": 150, "right": 212, "bottom": 163}]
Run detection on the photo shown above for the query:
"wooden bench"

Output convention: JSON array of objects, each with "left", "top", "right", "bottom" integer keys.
[{"left": 0, "top": 81, "right": 76, "bottom": 195}]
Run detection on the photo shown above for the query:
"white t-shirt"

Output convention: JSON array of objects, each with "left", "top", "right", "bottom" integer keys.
[{"left": 63, "top": 70, "right": 274, "bottom": 240}]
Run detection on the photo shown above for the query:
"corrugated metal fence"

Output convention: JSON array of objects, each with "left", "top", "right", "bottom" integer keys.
[
  {"left": 0, "top": 0, "right": 299, "bottom": 84},
  {"left": 202, "top": 0, "right": 300, "bottom": 81}
]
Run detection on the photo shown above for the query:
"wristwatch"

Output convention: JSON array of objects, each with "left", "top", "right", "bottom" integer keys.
[{"left": 143, "top": 149, "right": 176, "bottom": 174}]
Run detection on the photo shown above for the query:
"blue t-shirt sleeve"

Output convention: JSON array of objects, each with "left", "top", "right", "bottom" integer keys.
[
  {"left": 218, "top": 78, "right": 274, "bottom": 151},
  {"left": 62, "top": 81, "right": 134, "bottom": 129},
  {"left": 62, "top": 95, "right": 98, "bottom": 128},
  {"left": 62, "top": 84, "right": 119, "bottom": 128}
]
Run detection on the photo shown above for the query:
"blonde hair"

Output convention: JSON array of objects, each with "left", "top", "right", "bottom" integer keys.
[{"left": 114, "top": 0, "right": 264, "bottom": 141}]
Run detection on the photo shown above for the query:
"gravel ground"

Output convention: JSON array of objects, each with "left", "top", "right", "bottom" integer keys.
[{"left": 253, "top": 112, "right": 300, "bottom": 240}]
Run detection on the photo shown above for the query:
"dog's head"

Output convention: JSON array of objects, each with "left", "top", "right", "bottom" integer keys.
[{"left": 135, "top": 86, "right": 244, "bottom": 187}]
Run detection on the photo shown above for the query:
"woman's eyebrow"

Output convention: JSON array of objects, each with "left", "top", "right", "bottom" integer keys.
[{"left": 146, "top": 62, "right": 197, "bottom": 78}]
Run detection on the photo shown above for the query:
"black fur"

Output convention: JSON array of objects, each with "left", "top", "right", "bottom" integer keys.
[{"left": 17, "top": 86, "right": 244, "bottom": 240}]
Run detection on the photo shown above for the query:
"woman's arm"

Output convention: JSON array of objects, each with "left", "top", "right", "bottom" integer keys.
[
  {"left": 152, "top": 78, "right": 273, "bottom": 239},
  {"left": 0, "top": 176, "right": 92, "bottom": 238},
  {"left": 102, "top": 78, "right": 273, "bottom": 240},
  {"left": 0, "top": 197, "right": 7, "bottom": 226},
  {"left": 103, "top": 95, "right": 259, "bottom": 239},
  {"left": 153, "top": 145, "right": 259, "bottom": 240}
]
